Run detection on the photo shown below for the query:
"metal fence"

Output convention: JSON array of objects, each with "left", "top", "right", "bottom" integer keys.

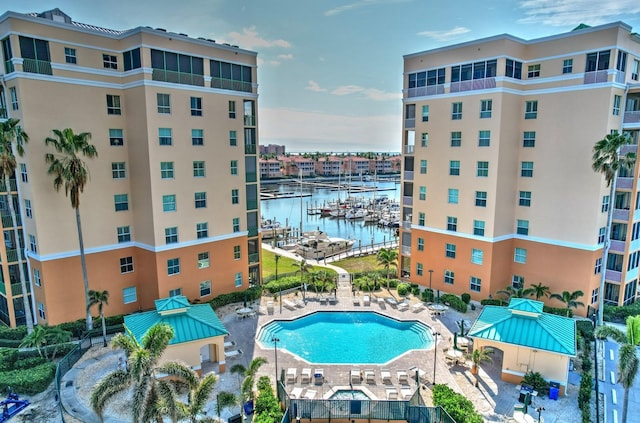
[{"left": 54, "top": 335, "right": 95, "bottom": 422}]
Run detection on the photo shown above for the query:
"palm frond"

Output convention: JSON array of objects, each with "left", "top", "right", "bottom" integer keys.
[
  {"left": 595, "top": 325, "right": 626, "bottom": 343},
  {"left": 90, "top": 370, "right": 130, "bottom": 417}
]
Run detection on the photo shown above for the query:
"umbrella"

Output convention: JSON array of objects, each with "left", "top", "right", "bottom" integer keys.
[{"left": 453, "top": 332, "right": 459, "bottom": 350}]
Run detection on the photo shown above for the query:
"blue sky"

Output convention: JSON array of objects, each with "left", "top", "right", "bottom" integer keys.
[{"left": 4, "top": 1, "right": 640, "bottom": 152}]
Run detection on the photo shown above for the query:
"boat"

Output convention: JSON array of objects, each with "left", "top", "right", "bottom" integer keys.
[
  {"left": 282, "top": 230, "right": 355, "bottom": 260},
  {"left": 345, "top": 208, "right": 368, "bottom": 219}
]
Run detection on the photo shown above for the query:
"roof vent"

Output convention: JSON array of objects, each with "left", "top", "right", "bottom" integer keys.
[
  {"left": 207, "top": 39, "right": 216, "bottom": 43},
  {"left": 232, "top": 45, "right": 239, "bottom": 48},
  {"left": 197, "top": 37, "right": 207, "bottom": 40},
  {"left": 179, "top": 33, "right": 188, "bottom": 37},
  {"left": 156, "top": 28, "right": 167, "bottom": 32}
]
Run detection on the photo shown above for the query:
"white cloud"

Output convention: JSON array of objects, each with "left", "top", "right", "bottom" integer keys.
[
  {"left": 306, "top": 81, "right": 327, "bottom": 92},
  {"left": 331, "top": 85, "right": 401, "bottom": 101},
  {"left": 517, "top": 0, "right": 640, "bottom": 26},
  {"left": 325, "top": 0, "right": 412, "bottom": 16},
  {"left": 332, "top": 85, "right": 364, "bottom": 96},
  {"left": 277, "top": 54, "right": 293, "bottom": 60},
  {"left": 417, "top": 26, "right": 471, "bottom": 42},
  {"left": 258, "top": 107, "right": 401, "bottom": 152},
  {"left": 225, "top": 26, "right": 291, "bottom": 49}
]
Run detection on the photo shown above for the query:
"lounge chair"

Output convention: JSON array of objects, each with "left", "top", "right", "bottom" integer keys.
[
  {"left": 286, "top": 368, "right": 297, "bottom": 383},
  {"left": 226, "top": 349, "right": 242, "bottom": 359},
  {"left": 328, "top": 296, "right": 337, "bottom": 305},
  {"left": 314, "top": 369, "right": 324, "bottom": 385},
  {"left": 295, "top": 299, "right": 305, "bottom": 308},
  {"left": 386, "top": 388, "right": 398, "bottom": 400},
  {"left": 363, "top": 295, "right": 370, "bottom": 306},
  {"left": 386, "top": 297, "right": 398, "bottom": 306},
  {"left": 364, "top": 369, "right": 375, "bottom": 384},
  {"left": 353, "top": 296, "right": 360, "bottom": 306},
  {"left": 283, "top": 299, "right": 297, "bottom": 310},
  {"left": 224, "top": 341, "right": 235, "bottom": 349},
  {"left": 301, "top": 368, "right": 312, "bottom": 383},
  {"left": 350, "top": 369, "right": 362, "bottom": 384},
  {"left": 304, "top": 390, "right": 317, "bottom": 399},
  {"left": 400, "top": 386, "right": 413, "bottom": 400},
  {"left": 397, "top": 301, "right": 409, "bottom": 311},
  {"left": 377, "top": 297, "right": 386, "bottom": 308},
  {"left": 412, "top": 302, "right": 425, "bottom": 313},
  {"left": 290, "top": 387, "right": 304, "bottom": 399},
  {"left": 381, "top": 369, "right": 392, "bottom": 384},
  {"left": 319, "top": 296, "right": 327, "bottom": 305},
  {"left": 267, "top": 301, "right": 274, "bottom": 314},
  {"left": 408, "top": 366, "right": 428, "bottom": 384},
  {"left": 397, "top": 370, "right": 408, "bottom": 384}
]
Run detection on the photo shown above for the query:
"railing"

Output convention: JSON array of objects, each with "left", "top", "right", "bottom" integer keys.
[
  {"left": 244, "top": 116, "right": 256, "bottom": 126},
  {"left": 248, "top": 252, "right": 260, "bottom": 264},
  {"left": 1, "top": 213, "right": 21, "bottom": 227},
  {"left": 605, "top": 269, "right": 622, "bottom": 283},
  {"left": 0, "top": 179, "right": 18, "bottom": 192},
  {"left": 11, "top": 282, "right": 29, "bottom": 296},
  {"left": 248, "top": 226, "right": 259, "bottom": 237},
  {"left": 151, "top": 69, "right": 205, "bottom": 86},
  {"left": 6, "top": 249, "right": 19, "bottom": 263},
  {"left": 404, "top": 145, "right": 414, "bottom": 154},
  {"left": 615, "top": 70, "right": 626, "bottom": 84},
  {"left": 584, "top": 70, "right": 608, "bottom": 84},
  {"left": 0, "top": 107, "right": 7, "bottom": 119},
  {"left": 402, "top": 245, "right": 411, "bottom": 256},
  {"left": 404, "top": 118, "right": 415, "bottom": 129},
  {"left": 621, "top": 144, "right": 638, "bottom": 154},
  {"left": 246, "top": 172, "right": 257, "bottom": 183},
  {"left": 4, "top": 60, "right": 14, "bottom": 73},
  {"left": 402, "top": 221, "right": 412, "bottom": 231},
  {"left": 404, "top": 170, "right": 414, "bottom": 181},
  {"left": 609, "top": 239, "right": 626, "bottom": 252},
  {"left": 402, "top": 196, "right": 413, "bottom": 206},
  {"left": 246, "top": 200, "right": 258, "bottom": 210},
  {"left": 244, "top": 144, "right": 257, "bottom": 155},
  {"left": 406, "top": 84, "right": 445, "bottom": 98},
  {"left": 210, "top": 77, "right": 252, "bottom": 93},
  {"left": 22, "top": 58, "right": 52, "bottom": 75},
  {"left": 624, "top": 111, "right": 640, "bottom": 124},
  {"left": 449, "top": 77, "right": 496, "bottom": 93}
]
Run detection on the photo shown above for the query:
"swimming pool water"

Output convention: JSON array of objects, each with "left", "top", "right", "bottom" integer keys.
[
  {"left": 329, "top": 390, "right": 371, "bottom": 400},
  {"left": 258, "top": 311, "right": 433, "bottom": 364}
]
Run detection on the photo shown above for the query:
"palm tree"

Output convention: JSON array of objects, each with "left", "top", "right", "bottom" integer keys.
[
  {"left": 45, "top": 326, "right": 72, "bottom": 359},
  {"left": 230, "top": 364, "right": 247, "bottom": 390},
  {"left": 550, "top": 290, "right": 585, "bottom": 317},
  {"left": 241, "top": 357, "right": 267, "bottom": 402},
  {"left": 592, "top": 132, "right": 636, "bottom": 324},
  {"left": 292, "top": 258, "right": 313, "bottom": 290},
  {"left": 0, "top": 119, "right": 33, "bottom": 333},
  {"left": 19, "top": 325, "right": 47, "bottom": 358},
  {"left": 496, "top": 286, "right": 533, "bottom": 301},
  {"left": 468, "top": 348, "right": 494, "bottom": 387},
  {"left": 45, "top": 128, "right": 97, "bottom": 331},
  {"left": 91, "top": 323, "right": 197, "bottom": 422},
  {"left": 216, "top": 391, "right": 238, "bottom": 420},
  {"left": 177, "top": 372, "right": 219, "bottom": 423},
  {"left": 529, "top": 283, "right": 550, "bottom": 301},
  {"left": 376, "top": 247, "right": 398, "bottom": 289},
  {"left": 88, "top": 290, "right": 110, "bottom": 347},
  {"left": 595, "top": 315, "right": 640, "bottom": 423}
]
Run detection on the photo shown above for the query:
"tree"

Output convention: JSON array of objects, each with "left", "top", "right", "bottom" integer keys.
[
  {"left": 88, "top": 290, "right": 110, "bottom": 347},
  {"left": 230, "top": 364, "right": 247, "bottom": 390},
  {"left": 292, "top": 258, "right": 313, "bottom": 288},
  {"left": 91, "top": 323, "right": 197, "bottom": 423},
  {"left": 529, "top": 283, "right": 550, "bottom": 301},
  {"left": 216, "top": 391, "right": 238, "bottom": 420},
  {"left": 376, "top": 247, "right": 398, "bottom": 289},
  {"left": 45, "top": 128, "right": 98, "bottom": 331},
  {"left": 18, "top": 325, "right": 71, "bottom": 359},
  {"left": 496, "top": 286, "right": 533, "bottom": 301},
  {"left": 241, "top": 357, "right": 267, "bottom": 402},
  {"left": 468, "top": 347, "right": 494, "bottom": 387},
  {"left": 19, "top": 325, "right": 47, "bottom": 358},
  {"left": 0, "top": 119, "right": 33, "bottom": 333},
  {"left": 596, "top": 316, "right": 640, "bottom": 423},
  {"left": 45, "top": 326, "right": 72, "bottom": 359},
  {"left": 177, "top": 372, "right": 219, "bottom": 423},
  {"left": 592, "top": 132, "right": 636, "bottom": 324},
  {"left": 550, "top": 290, "right": 585, "bottom": 317}
]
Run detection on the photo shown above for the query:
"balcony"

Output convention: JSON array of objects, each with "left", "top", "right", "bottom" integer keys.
[
  {"left": 404, "top": 145, "right": 415, "bottom": 155},
  {"left": 613, "top": 208, "right": 630, "bottom": 221},
  {"left": 404, "top": 118, "right": 415, "bottom": 129},
  {"left": 617, "top": 177, "right": 634, "bottom": 189},
  {"left": 244, "top": 144, "right": 257, "bottom": 155},
  {"left": 247, "top": 226, "right": 259, "bottom": 237},
  {"left": 0, "top": 107, "right": 6, "bottom": 119},
  {"left": 210, "top": 78, "right": 252, "bottom": 93},
  {"left": 402, "top": 221, "right": 412, "bottom": 231},
  {"left": 22, "top": 58, "right": 52, "bottom": 75},
  {"left": 406, "top": 85, "right": 445, "bottom": 98},
  {"left": 11, "top": 282, "right": 30, "bottom": 296},
  {"left": 621, "top": 144, "right": 638, "bottom": 155},
  {"left": 624, "top": 111, "right": 640, "bottom": 125},
  {"left": 0, "top": 179, "right": 18, "bottom": 192},
  {"left": 584, "top": 70, "right": 608, "bottom": 84},
  {"left": 244, "top": 116, "right": 256, "bottom": 126},
  {"left": 449, "top": 77, "right": 496, "bottom": 93},
  {"left": 4, "top": 60, "right": 14, "bottom": 73},
  {"left": 1, "top": 214, "right": 21, "bottom": 228},
  {"left": 245, "top": 172, "right": 257, "bottom": 183},
  {"left": 248, "top": 252, "right": 260, "bottom": 264},
  {"left": 152, "top": 69, "right": 204, "bottom": 87},
  {"left": 6, "top": 249, "right": 19, "bottom": 263},
  {"left": 609, "top": 239, "right": 626, "bottom": 252},
  {"left": 246, "top": 200, "right": 258, "bottom": 210},
  {"left": 403, "top": 170, "right": 414, "bottom": 181},
  {"left": 402, "top": 196, "right": 413, "bottom": 206},
  {"left": 401, "top": 245, "right": 411, "bottom": 256},
  {"left": 605, "top": 269, "right": 622, "bottom": 283}
]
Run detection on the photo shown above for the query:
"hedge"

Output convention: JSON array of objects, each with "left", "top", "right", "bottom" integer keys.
[
  {"left": 543, "top": 306, "right": 572, "bottom": 317},
  {"left": 207, "top": 286, "right": 262, "bottom": 310},
  {"left": 263, "top": 276, "right": 305, "bottom": 294},
  {"left": 421, "top": 289, "right": 434, "bottom": 303},
  {"left": 440, "top": 293, "right": 467, "bottom": 313},
  {"left": 576, "top": 320, "right": 595, "bottom": 343},
  {"left": 480, "top": 299, "right": 508, "bottom": 306},
  {"left": 353, "top": 274, "right": 383, "bottom": 292},
  {"left": 432, "top": 384, "right": 483, "bottom": 423},
  {"left": 0, "top": 362, "right": 55, "bottom": 395},
  {"left": 603, "top": 301, "right": 640, "bottom": 322},
  {"left": 0, "top": 326, "right": 27, "bottom": 341}
]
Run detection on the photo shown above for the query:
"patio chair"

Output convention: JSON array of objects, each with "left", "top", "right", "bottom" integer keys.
[
  {"left": 397, "top": 301, "right": 409, "bottom": 311},
  {"left": 304, "top": 390, "right": 317, "bottom": 399},
  {"left": 381, "top": 369, "right": 392, "bottom": 384},
  {"left": 353, "top": 296, "right": 361, "bottom": 306},
  {"left": 328, "top": 296, "right": 337, "bottom": 305},
  {"left": 314, "top": 369, "right": 324, "bottom": 385},
  {"left": 350, "top": 369, "right": 362, "bottom": 384},
  {"left": 400, "top": 386, "right": 413, "bottom": 400},
  {"left": 286, "top": 368, "right": 297, "bottom": 383},
  {"left": 408, "top": 366, "right": 428, "bottom": 384},
  {"left": 412, "top": 303, "right": 425, "bottom": 313},
  {"left": 397, "top": 370, "right": 408, "bottom": 384},
  {"left": 283, "top": 299, "right": 297, "bottom": 310},
  {"left": 363, "top": 295, "right": 370, "bottom": 306},
  {"left": 386, "top": 388, "right": 398, "bottom": 400},
  {"left": 301, "top": 368, "right": 312, "bottom": 384},
  {"left": 364, "top": 369, "right": 375, "bottom": 384},
  {"left": 295, "top": 299, "right": 305, "bottom": 308},
  {"left": 290, "top": 387, "right": 304, "bottom": 399}
]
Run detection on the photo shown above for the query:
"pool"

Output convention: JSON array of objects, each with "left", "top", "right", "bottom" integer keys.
[
  {"left": 329, "top": 390, "right": 371, "bottom": 400},
  {"left": 258, "top": 311, "right": 433, "bottom": 364}
]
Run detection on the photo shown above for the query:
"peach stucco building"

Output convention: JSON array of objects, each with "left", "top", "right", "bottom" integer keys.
[
  {"left": 400, "top": 22, "right": 640, "bottom": 315},
  {"left": 0, "top": 8, "right": 261, "bottom": 327}
]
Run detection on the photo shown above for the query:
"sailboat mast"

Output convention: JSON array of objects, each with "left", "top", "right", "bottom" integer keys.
[{"left": 299, "top": 168, "right": 303, "bottom": 238}]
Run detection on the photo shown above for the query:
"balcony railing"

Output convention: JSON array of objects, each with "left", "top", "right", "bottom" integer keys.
[
  {"left": 6, "top": 249, "right": 19, "bottom": 263},
  {"left": 22, "top": 58, "right": 52, "bottom": 75},
  {"left": 210, "top": 78, "right": 252, "bottom": 93},
  {"left": 404, "top": 145, "right": 414, "bottom": 154},
  {"left": 621, "top": 144, "right": 638, "bottom": 154},
  {"left": 605, "top": 269, "right": 622, "bottom": 283},
  {"left": 406, "top": 85, "right": 445, "bottom": 98},
  {"left": 1, "top": 214, "right": 21, "bottom": 228},
  {"left": 245, "top": 172, "right": 257, "bottom": 183},
  {"left": 247, "top": 226, "right": 259, "bottom": 237},
  {"left": 0, "top": 179, "right": 18, "bottom": 192},
  {"left": 244, "top": 144, "right": 257, "bottom": 155},
  {"left": 624, "top": 111, "right": 640, "bottom": 124},
  {"left": 613, "top": 208, "right": 630, "bottom": 221},
  {"left": 617, "top": 177, "right": 634, "bottom": 189},
  {"left": 244, "top": 116, "right": 256, "bottom": 126},
  {"left": 609, "top": 239, "right": 626, "bottom": 252},
  {"left": 246, "top": 200, "right": 258, "bottom": 210},
  {"left": 402, "top": 196, "right": 413, "bottom": 206},
  {"left": 402, "top": 221, "right": 412, "bottom": 231},
  {"left": 403, "top": 170, "right": 414, "bottom": 181},
  {"left": 248, "top": 253, "right": 260, "bottom": 264},
  {"left": 449, "top": 77, "right": 496, "bottom": 93},
  {"left": 4, "top": 60, "right": 14, "bottom": 73},
  {"left": 584, "top": 70, "right": 608, "bottom": 84},
  {"left": 404, "top": 118, "right": 415, "bottom": 129},
  {"left": 401, "top": 245, "right": 411, "bottom": 256},
  {"left": 0, "top": 107, "right": 7, "bottom": 119},
  {"left": 152, "top": 69, "right": 204, "bottom": 87}
]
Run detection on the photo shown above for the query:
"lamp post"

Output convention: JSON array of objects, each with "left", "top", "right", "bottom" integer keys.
[
  {"left": 275, "top": 254, "right": 280, "bottom": 281},
  {"left": 428, "top": 269, "right": 434, "bottom": 290},
  {"left": 591, "top": 313, "right": 600, "bottom": 423},
  {"left": 272, "top": 337, "right": 280, "bottom": 385},
  {"left": 432, "top": 328, "right": 440, "bottom": 384},
  {"left": 536, "top": 406, "right": 545, "bottom": 423}
]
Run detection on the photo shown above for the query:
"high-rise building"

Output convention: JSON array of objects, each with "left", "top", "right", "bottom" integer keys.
[
  {"left": 400, "top": 22, "right": 640, "bottom": 315},
  {"left": 0, "top": 8, "right": 261, "bottom": 327}
]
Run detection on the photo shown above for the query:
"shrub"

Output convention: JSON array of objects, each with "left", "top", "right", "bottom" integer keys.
[
  {"left": 432, "top": 384, "right": 483, "bottom": 423},
  {"left": 480, "top": 299, "right": 507, "bottom": 306},
  {"left": 461, "top": 293, "right": 471, "bottom": 304},
  {"left": 388, "top": 279, "right": 399, "bottom": 289},
  {"left": 522, "top": 371, "right": 549, "bottom": 396},
  {"left": 0, "top": 326, "right": 27, "bottom": 341},
  {"left": 543, "top": 306, "right": 572, "bottom": 317},
  {"left": 262, "top": 276, "right": 303, "bottom": 294},
  {"left": 603, "top": 302, "right": 640, "bottom": 322},
  {"left": 421, "top": 289, "right": 434, "bottom": 303},
  {"left": 208, "top": 287, "right": 262, "bottom": 309},
  {"left": 581, "top": 357, "right": 592, "bottom": 373},
  {"left": 0, "top": 339, "right": 22, "bottom": 348},
  {"left": 576, "top": 320, "right": 595, "bottom": 343},
  {"left": 0, "top": 362, "right": 55, "bottom": 395},
  {"left": 578, "top": 372, "right": 592, "bottom": 409},
  {"left": 440, "top": 294, "right": 467, "bottom": 313},
  {"left": 0, "top": 349, "right": 18, "bottom": 371},
  {"left": 254, "top": 376, "right": 282, "bottom": 423},
  {"left": 13, "top": 356, "right": 47, "bottom": 370},
  {"left": 397, "top": 283, "right": 410, "bottom": 296}
]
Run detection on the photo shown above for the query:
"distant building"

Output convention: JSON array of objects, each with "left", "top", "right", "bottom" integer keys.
[
  {"left": 260, "top": 159, "right": 282, "bottom": 179},
  {"left": 260, "top": 144, "right": 286, "bottom": 155}
]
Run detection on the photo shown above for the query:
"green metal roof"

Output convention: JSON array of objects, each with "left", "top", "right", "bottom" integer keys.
[
  {"left": 124, "top": 296, "right": 228, "bottom": 345},
  {"left": 468, "top": 299, "right": 576, "bottom": 356}
]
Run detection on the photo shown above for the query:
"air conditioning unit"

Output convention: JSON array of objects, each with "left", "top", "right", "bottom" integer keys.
[{"left": 632, "top": 73, "right": 639, "bottom": 81}]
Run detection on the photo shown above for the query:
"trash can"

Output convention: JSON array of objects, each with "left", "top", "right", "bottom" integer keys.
[
  {"left": 228, "top": 415, "right": 242, "bottom": 423},
  {"left": 549, "top": 381, "right": 560, "bottom": 400}
]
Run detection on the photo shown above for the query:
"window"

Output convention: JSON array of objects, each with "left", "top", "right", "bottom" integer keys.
[
  {"left": 123, "top": 286, "right": 137, "bottom": 303},
  {"left": 514, "top": 247, "right": 527, "bottom": 263},
  {"left": 114, "top": 194, "right": 129, "bottom": 211},
  {"left": 157, "top": 93, "right": 171, "bottom": 113},
  {"left": 28, "top": 234, "right": 37, "bottom": 253},
  {"left": 106, "top": 95, "right": 121, "bottom": 115},
  {"left": 416, "top": 263, "right": 423, "bottom": 276},
  {"left": 103, "top": 54, "right": 118, "bottom": 69},
  {"left": 592, "top": 257, "right": 600, "bottom": 274},
  {"left": 169, "top": 288, "right": 182, "bottom": 297},
  {"left": 33, "top": 269, "right": 41, "bottom": 287},
  {"left": 525, "top": 100, "right": 538, "bottom": 119},
  {"left": 229, "top": 101, "right": 236, "bottom": 118},
  {"left": 234, "top": 245, "right": 241, "bottom": 260},
  {"left": 64, "top": 47, "right": 76, "bottom": 64},
  {"left": 117, "top": 226, "right": 131, "bottom": 243},
  {"left": 233, "top": 217, "right": 240, "bottom": 232},
  {"left": 198, "top": 252, "right": 210, "bottom": 269},
  {"left": 190, "top": 96, "right": 202, "bottom": 116},
  {"left": 200, "top": 280, "right": 211, "bottom": 296},
  {"left": 232, "top": 189, "right": 239, "bottom": 204},
  {"left": 112, "top": 162, "right": 126, "bottom": 179},
  {"left": 477, "top": 161, "right": 488, "bottom": 177},
  {"left": 470, "top": 276, "right": 482, "bottom": 292},
  {"left": 451, "top": 102, "right": 462, "bottom": 120},
  {"left": 607, "top": 253, "right": 624, "bottom": 271},
  {"left": 197, "top": 222, "right": 208, "bottom": 239},
  {"left": 229, "top": 131, "right": 237, "bottom": 146},
  {"left": 167, "top": 258, "right": 180, "bottom": 275},
  {"left": 444, "top": 270, "right": 454, "bottom": 285},
  {"left": 562, "top": 59, "right": 573, "bottom": 74},
  {"left": 527, "top": 64, "right": 540, "bottom": 78},
  {"left": 419, "top": 186, "right": 426, "bottom": 201},
  {"left": 422, "top": 105, "right": 429, "bottom": 122},
  {"left": 519, "top": 191, "right": 531, "bottom": 207},
  {"left": 19, "top": 163, "right": 27, "bottom": 183},
  {"left": 420, "top": 160, "right": 427, "bottom": 174},
  {"left": 586, "top": 50, "right": 610, "bottom": 72},
  {"left": 451, "top": 132, "right": 461, "bottom": 147},
  {"left": 165, "top": 227, "right": 178, "bottom": 244},
  {"left": 234, "top": 272, "right": 242, "bottom": 287},
  {"left": 162, "top": 194, "right": 176, "bottom": 212},
  {"left": 475, "top": 191, "right": 487, "bottom": 207},
  {"left": 473, "top": 220, "right": 485, "bottom": 236},
  {"left": 420, "top": 133, "right": 429, "bottom": 147},
  {"left": 194, "top": 192, "right": 207, "bottom": 208},
  {"left": 480, "top": 99, "right": 492, "bottom": 118},
  {"left": 449, "top": 160, "right": 460, "bottom": 176},
  {"left": 471, "top": 248, "right": 483, "bottom": 265},
  {"left": 616, "top": 51, "right": 627, "bottom": 72},
  {"left": 230, "top": 160, "right": 238, "bottom": 175},
  {"left": 120, "top": 257, "right": 134, "bottom": 274},
  {"left": 160, "top": 162, "right": 174, "bottom": 179},
  {"left": 37, "top": 302, "right": 45, "bottom": 319},
  {"left": 448, "top": 189, "right": 459, "bottom": 204},
  {"left": 633, "top": 222, "right": 640, "bottom": 241},
  {"left": 445, "top": 243, "right": 456, "bottom": 258},
  {"left": 109, "top": 128, "right": 124, "bottom": 146},
  {"left": 24, "top": 199, "right": 32, "bottom": 218},
  {"left": 613, "top": 95, "right": 621, "bottom": 116},
  {"left": 418, "top": 212, "right": 425, "bottom": 226},
  {"left": 417, "top": 238, "right": 424, "bottom": 251},
  {"left": 159, "top": 128, "right": 172, "bottom": 146},
  {"left": 10, "top": 87, "right": 18, "bottom": 111},
  {"left": 517, "top": 220, "right": 529, "bottom": 236},
  {"left": 512, "top": 275, "right": 525, "bottom": 289},
  {"left": 192, "top": 129, "right": 204, "bottom": 146},
  {"left": 193, "top": 161, "right": 205, "bottom": 177},
  {"left": 521, "top": 162, "right": 533, "bottom": 177},
  {"left": 447, "top": 216, "right": 457, "bottom": 232},
  {"left": 523, "top": 131, "right": 536, "bottom": 147},
  {"left": 602, "top": 195, "right": 610, "bottom": 212},
  {"left": 123, "top": 48, "right": 141, "bottom": 71},
  {"left": 505, "top": 59, "right": 522, "bottom": 79},
  {"left": 478, "top": 130, "right": 490, "bottom": 147}
]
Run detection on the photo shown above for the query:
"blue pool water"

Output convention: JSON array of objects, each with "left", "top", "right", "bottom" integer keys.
[
  {"left": 258, "top": 311, "right": 433, "bottom": 364},
  {"left": 329, "top": 390, "right": 371, "bottom": 400}
]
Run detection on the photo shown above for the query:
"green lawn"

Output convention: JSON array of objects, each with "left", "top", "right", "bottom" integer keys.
[
  {"left": 332, "top": 254, "right": 382, "bottom": 273},
  {"left": 261, "top": 249, "right": 300, "bottom": 278}
]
